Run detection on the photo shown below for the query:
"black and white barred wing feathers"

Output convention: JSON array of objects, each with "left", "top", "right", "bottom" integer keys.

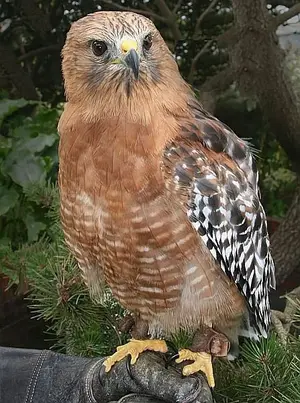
[{"left": 164, "top": 104, "right": 276, "bottom": 337}]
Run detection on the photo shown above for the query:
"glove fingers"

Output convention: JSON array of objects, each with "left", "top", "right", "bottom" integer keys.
[
  {"left": 97, "top": 352, "right": 213, "bottom": 403},
  {"left": 129, "top": 352, "right": 210, "bottom": 403}
]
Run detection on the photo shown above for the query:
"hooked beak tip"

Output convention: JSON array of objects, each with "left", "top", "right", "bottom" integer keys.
[{"left": 124, "top": 48, "right": 140, "bottom": 79}]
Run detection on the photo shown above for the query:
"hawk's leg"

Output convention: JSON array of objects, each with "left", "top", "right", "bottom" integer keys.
[
  {"left": 176, "top": 327, "right": 230, "bottom": 388},
  {"left": 104, "top": 316, "right": 168, "bottom": 372},
  {"left": 117, "top": 313, "right": 149, "bottom": 339}
]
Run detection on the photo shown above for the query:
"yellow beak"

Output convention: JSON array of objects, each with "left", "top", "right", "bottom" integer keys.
[
  {"left": 121, "top": 39, "right": 138, "bottom": 53},
  {"left": 119, "top": 39, "right": 140, "bottom": 79}
]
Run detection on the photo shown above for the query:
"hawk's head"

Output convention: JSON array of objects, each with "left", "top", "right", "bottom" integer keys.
[{"left": 62, "top": 11, "right": 179, "bottom": 102}]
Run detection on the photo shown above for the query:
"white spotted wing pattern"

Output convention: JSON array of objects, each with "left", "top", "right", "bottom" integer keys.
[{"left": 164, "top": 101, "right": 276, "bottom": 337}]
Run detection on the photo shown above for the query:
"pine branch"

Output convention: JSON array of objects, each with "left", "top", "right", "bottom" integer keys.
[{"left": 215, "top": 335, "right": 300, "bottom": 403}]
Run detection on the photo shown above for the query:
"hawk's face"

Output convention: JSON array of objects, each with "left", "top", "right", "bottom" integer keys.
[{"left": 62, "top": 11, "right": 174, "bottom": 99}]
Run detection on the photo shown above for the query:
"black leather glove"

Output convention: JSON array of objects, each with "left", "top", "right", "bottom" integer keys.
[
  {"left": 0, "top": 347, "right": 212, "bottom": 403},
  {"left": 91, "top": 352, "right": 213, "bottom": 403}
]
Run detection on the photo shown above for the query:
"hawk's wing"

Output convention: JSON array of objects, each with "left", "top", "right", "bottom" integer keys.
[{"left": 163, "top": 102, "right": 275, "bottom": 337}]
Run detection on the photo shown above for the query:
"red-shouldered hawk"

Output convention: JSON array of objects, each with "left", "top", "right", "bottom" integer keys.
[{"left": 58, "top": 11, "right": 275, "bottom": 387}]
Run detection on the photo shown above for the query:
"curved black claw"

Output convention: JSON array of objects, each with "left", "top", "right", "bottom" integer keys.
[
  {"left": 165, "top": 353, "right": 179, "bottom": 369},
  {"left": 126, "top": 355, "right": 135, "bottom": 380}
]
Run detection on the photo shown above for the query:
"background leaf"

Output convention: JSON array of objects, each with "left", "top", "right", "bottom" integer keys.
[
  {"left": 4, "top": 151, "right": 46, "bottom": 187},
  {"left": 0, "top": 99, "right": 34, "bottom": 126},
  {"left": 0, "top": 186, "right": 19, "bottom": 215},
  {"left": 24, "top": 213, "right": 46, "bottom": 242}
]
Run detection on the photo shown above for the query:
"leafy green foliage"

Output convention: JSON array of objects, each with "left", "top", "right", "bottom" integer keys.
[
  {"left": 0, "top": 99, "right": 33, "bottom": 126},
  {"left": 0, "top": 98, "right": 60, "bottom": 247},
  {"left": 0, "top": 184, "right": 60, "bottom": 288},
  {"left": 0, "top": 186, "right": 18, "bottom": 215},
  {"left": 215, "top": 335, "right": 300, "bottom": 403},
  {"left": 260, "top": 148, "right": 296, "bottom": 218}
]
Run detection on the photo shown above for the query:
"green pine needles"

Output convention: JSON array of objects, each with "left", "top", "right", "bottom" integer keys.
[
  {"left": 215, "top": 335, "right": 300, "bottom": 402},
  {"left": 1, "top": 181, "right": 300, "bottom": 402}
]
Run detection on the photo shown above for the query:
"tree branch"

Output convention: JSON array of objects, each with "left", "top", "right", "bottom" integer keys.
[
  {"left": 0, "top": 42, "right": 38, "bottom": 100},
  {"left": 231, "top": 0, "right": 300, "bottom": 174},
  {"left": 197, "top": 67, "right": 235, "bottom": 112},
  {"left": 200, "top": 67, "right": 234, "bottom": 93},
  {"left": 268, "top": 0, "right": 299, "bottom": 7},
  {"left": 272, "top": 285, "right": 300, "bottom": 344},
  {"left": 101, "top": 0, "right": 167, "bottom": 23},
  {"left": 217, "top": 26, "right": 237, "bottom": 47},
  {"left": 271, "top": 184, "right": 300, "bottom": 284},
  {"left": 18, "top": 44, "right": 61, "bottom": 62},
  {"left": 272, "top": 3, "right": 300, "bottom": 28},
  {"left": 154, "top": 0, "right": 182, "bottom": 40},
  {"left": 194, "top": 0, "right": 219, "bottom": 38},
  {"left": 19, "top": 0, "right": 51, "bottom": 38},
  {"left": 173, "top": 0, "right": 183, "bottom": 13},
  {"left": 188, "top": 40, "right": 213, "bottom": 82}
]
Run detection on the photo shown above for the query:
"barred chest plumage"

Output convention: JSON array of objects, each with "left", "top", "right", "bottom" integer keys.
[
  {"left": 59, "top": 182, "right": 245, "bottom": 334},
  {"left": 60, "top": 187, "right": 199, "bottom": 308}
]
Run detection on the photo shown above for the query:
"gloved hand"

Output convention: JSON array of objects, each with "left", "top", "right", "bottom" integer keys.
[
  {"left": 0, "top": 346, "right": 212, "bottom": 403},
  {"left": 89, "top": 352, "right": 213, "bottom": 403}
]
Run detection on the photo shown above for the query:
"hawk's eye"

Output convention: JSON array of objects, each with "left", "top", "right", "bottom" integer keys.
[
  {"left": 143, "top": 34, "right": 152, "bottom": 51},
  {"left": 91, "top": 40, "right": 107, "bottom": 56}
]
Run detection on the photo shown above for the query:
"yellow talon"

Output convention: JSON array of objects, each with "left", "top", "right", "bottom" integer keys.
[
  {"left": 176, "top": 349, "right": 215, "bottom": 388},
  {"left": 103, "top": 339, "right": 168, "bottom": 372}
]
